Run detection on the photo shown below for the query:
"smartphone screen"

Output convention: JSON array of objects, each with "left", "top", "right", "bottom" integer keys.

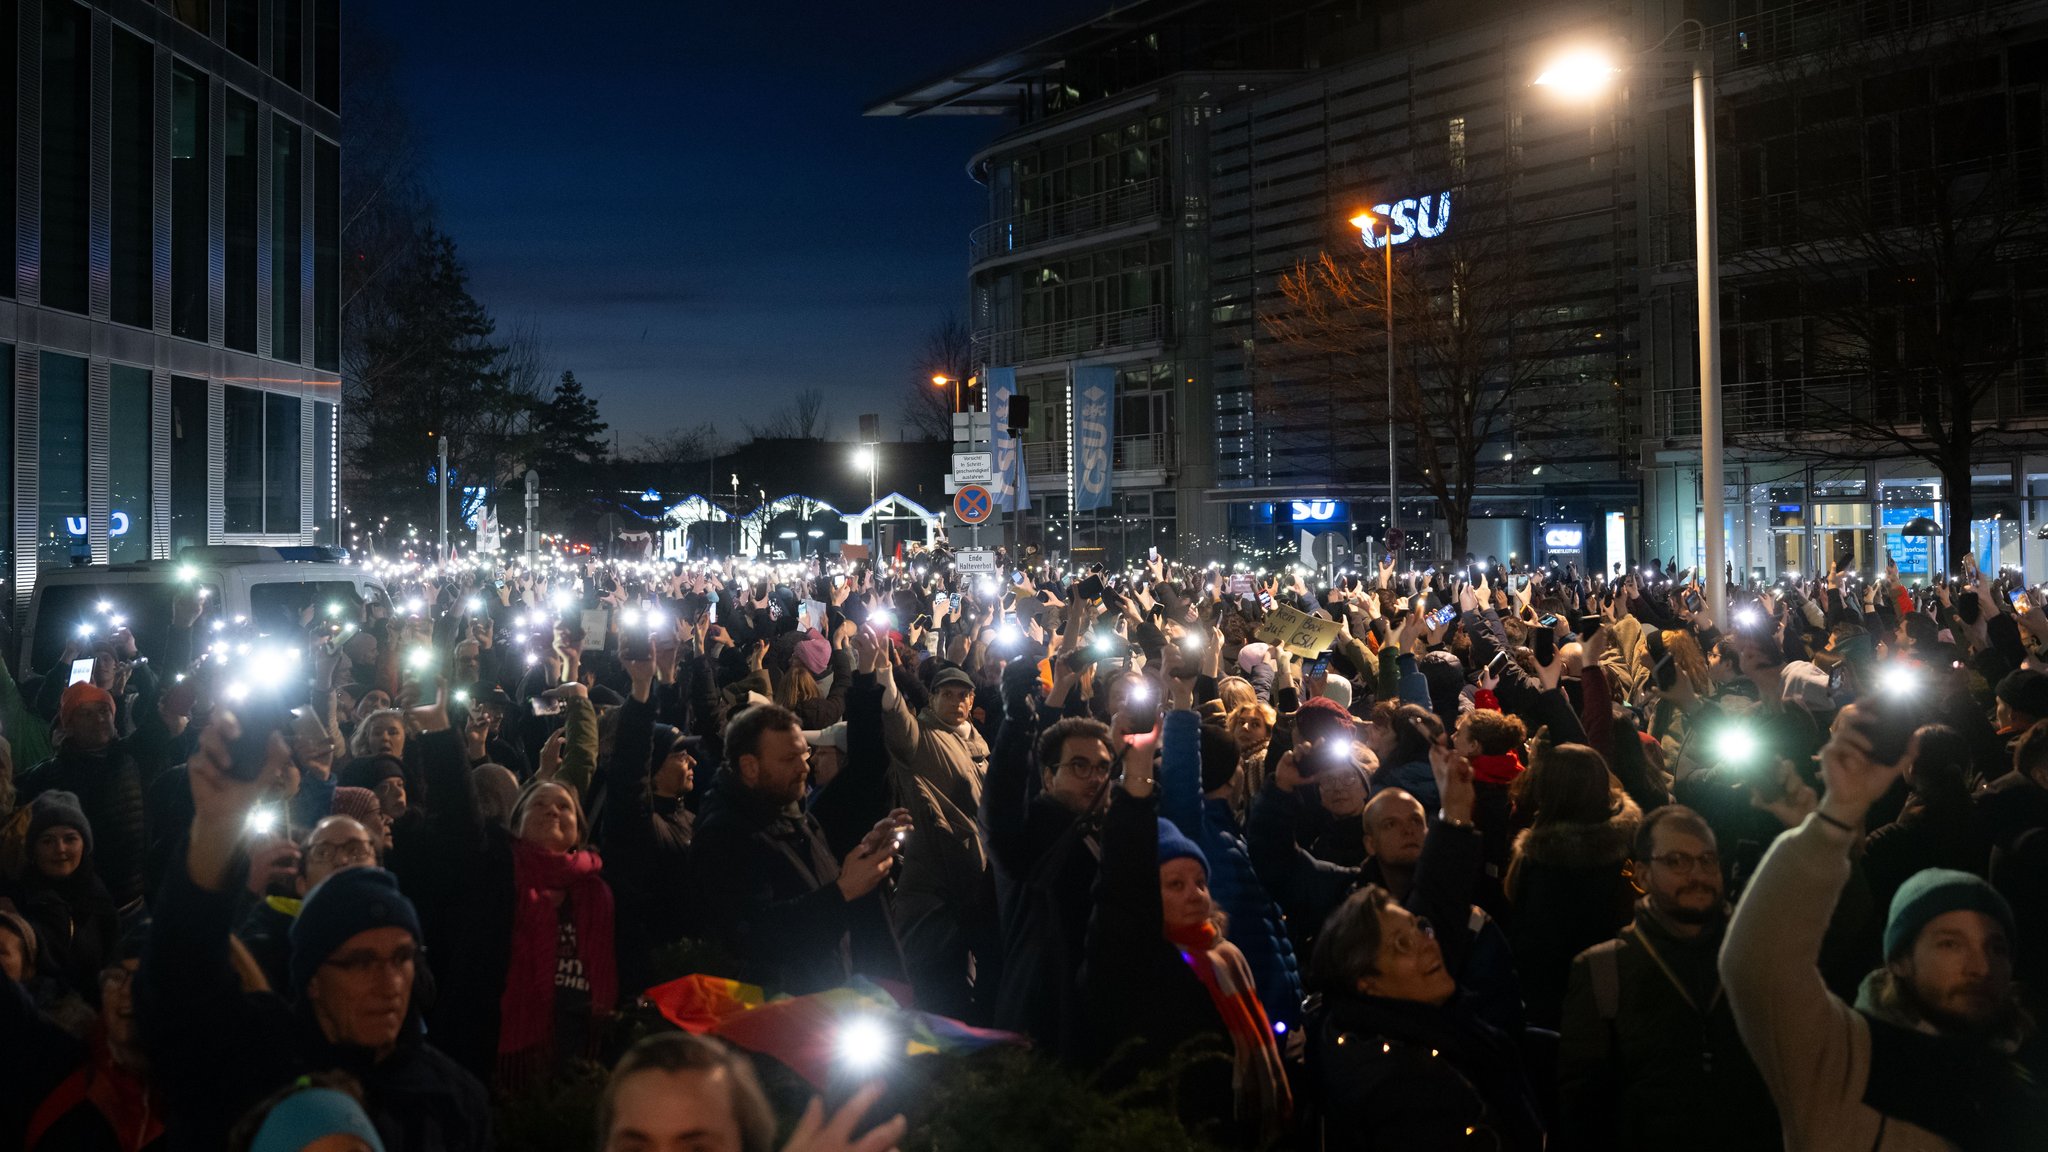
[
  {"left": 1486, "top": 650, "right": 1508, "bottom": 677},
  {"left": 2010, "top": 589, "right": 2028, "bottom": 609},
  {"left": 1308, "top": 655, "right": 1331, "bottom": 678},
  {"left": 68, "top": 658, "right": 95, "bottom": 686}
]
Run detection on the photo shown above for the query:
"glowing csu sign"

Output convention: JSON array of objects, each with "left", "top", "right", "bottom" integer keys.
[
  {"left": 1291, "top": 499, "right": 1341, "bottom": 523},
  {"left": 1543, "top": 525, "right": 1585, "bottom": 550},
  {"left": 65, "top": 511, "right": 133, "bottom": 537},
  {"left": 1359, "top": 192, "right": 1452, "bottom": 249}
]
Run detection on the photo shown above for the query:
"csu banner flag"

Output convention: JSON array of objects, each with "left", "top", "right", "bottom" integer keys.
[
  {"left": 985, "top": 366, "right": 1028, "bottom": 511},
  {"left": 1071, "top": 363, "right": 1115, "bottom": 512}
]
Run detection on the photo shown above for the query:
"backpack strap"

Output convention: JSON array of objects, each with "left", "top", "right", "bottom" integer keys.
[{"left": 1586, "top": 938, "right": 1623, "bottom": 1022}]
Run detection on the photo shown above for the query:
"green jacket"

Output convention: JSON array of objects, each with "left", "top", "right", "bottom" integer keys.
[{"left": 1558, "top": 902, "right": 1779, "bottom": 1151}]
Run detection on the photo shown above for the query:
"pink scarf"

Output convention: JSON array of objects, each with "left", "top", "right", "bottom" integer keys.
[{"left": 499, "top": 838, "right": 617, "bottom": 1057}]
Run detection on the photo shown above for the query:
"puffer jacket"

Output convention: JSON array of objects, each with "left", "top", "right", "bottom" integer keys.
[{"left": 1157, "top": 709, "right": 1303, "bottom": 1031}]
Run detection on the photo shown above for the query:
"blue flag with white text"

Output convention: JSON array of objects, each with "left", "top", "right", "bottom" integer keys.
[
  {"left": 986, "top": 367, "right": 1028, "bottom": 511},
  {"left": 1071, "top": 364, "right": 1115, "bottom": 512}
]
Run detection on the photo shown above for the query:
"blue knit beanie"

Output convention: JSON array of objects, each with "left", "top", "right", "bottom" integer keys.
[
  {"left": 249, "top": 1086, "right": 386, "bottom": 1152},
  {"left": 1883, "top": 868, "right": 2015, "bottom": 960},
  {"left": 1157, "top": 818, "right": 1208, "bottom": 874},
  {"left": 288, "top": 867, "right": 421, "bottom": 999}
]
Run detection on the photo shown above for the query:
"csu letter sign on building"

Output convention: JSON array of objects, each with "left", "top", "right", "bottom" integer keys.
[
  {"left": 1358, "top": 191, "right": 1452, "bottom": 248},
  {"left": 1072, "top": 363, "right": 1116, "bottom": 512}
]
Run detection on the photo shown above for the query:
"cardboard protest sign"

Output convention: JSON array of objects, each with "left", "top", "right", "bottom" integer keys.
[{"left": 1255, "top": 602, "right": 1341, "bottom": 658}]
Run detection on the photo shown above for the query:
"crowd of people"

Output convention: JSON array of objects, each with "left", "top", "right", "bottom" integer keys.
[{"left": 1, "top": 543, "right": 2045, "bottom": 1150}]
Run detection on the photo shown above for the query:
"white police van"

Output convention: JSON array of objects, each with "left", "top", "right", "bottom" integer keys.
[{"left": 20, "top": 545, "right": 390, "bottom": 677}]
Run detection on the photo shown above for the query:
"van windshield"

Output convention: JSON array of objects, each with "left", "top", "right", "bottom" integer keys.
[
  {"left": 30, "top": 582, "right": 196, "bottom": 674},
  {"left": 247, "top": 581, "right": 365, "bottom": 636}
]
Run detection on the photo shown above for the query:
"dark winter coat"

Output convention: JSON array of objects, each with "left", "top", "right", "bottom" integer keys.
[
  {"left": 19, "top": 744, "right": 151, "bottom": 908},
  {"left": 1863, "top": 793, "right": 1992, "bottom": 914},
  {"left": 14, "top": 863, "right": 120, "bottom": 1003},
  {"left": 687, "top": 768, "right": 900, "bottom": 996},
  {"left": 1304, "top": 990, "right": 1544, "bottom": 1152},
  {"left": 1080, "top": 787, "right": 1240, "bottom": 1143},
  {"left": 979, "top": 694, "right": 1098, "bottom": 1057},
  {"left": 136, "top": 862, "right": 490, "bottom": 1152},
  {"left": 601, "top": 695, "right": 694, "bottom": 991},
  {"left": 1557, "top": 903, "right": 1780, "bottom": 1151},
  {"left": 1505, "top": 796, "right": 1642, "bottom": 1029}
]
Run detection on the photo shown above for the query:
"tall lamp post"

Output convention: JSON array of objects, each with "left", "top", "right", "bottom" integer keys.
[
  {"left": 1348, "top": 210, "right": 1399, "bottom": 543},
  {"left": 932, "top": 374, "right": 978, "bottom": 413},
  {"left": 1537, "top": 26, "right": 1724, "bottom": 624}
]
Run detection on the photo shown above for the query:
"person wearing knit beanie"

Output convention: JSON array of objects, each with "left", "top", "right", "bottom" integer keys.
[
  {"left": 1883, "top": 869, "right": 2016, "bottom": 962},
  {"left": 288, "top": 866, "right": 422, "bottom": 1002},
  {"left": 28, "top": 790, "right": 94, "bottom": 859},
  {"left": 1157, "top": 817, "right": 1209, "bottom": 874},
  {"left": 57, "top": 681, "right": 118, "bottom": 747}
]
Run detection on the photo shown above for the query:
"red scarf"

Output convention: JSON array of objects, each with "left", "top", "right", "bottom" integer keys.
[
  {"left": 25, "top": 1032, "right": 161, "bottom": 1152},
  {"left": 1165, "top": 920, "right": 1292, "bottom": 1128},
  {"left": 1472, "top": 750, "right": 1525, "bottom": 785},
  {"left": 499, "top": 839, "right": 617, "bottom": 1058}
]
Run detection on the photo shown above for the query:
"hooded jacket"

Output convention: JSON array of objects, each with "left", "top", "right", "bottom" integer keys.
[
  {"left": 600, "top": 694, "right": 695, "bottom": 992},
  {"left": 1505, "top": 794, "right": 1642, "bottom": 1029}
]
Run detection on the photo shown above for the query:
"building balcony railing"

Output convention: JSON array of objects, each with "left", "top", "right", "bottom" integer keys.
[
  {"left": 1648, "top": 361, "right": 2048, "bottom": 441},
  {"left": 969, "top": 178, "right": 1169, "bottom": 266},
  {"left": 1021, "top": 432, "right": 1177, "bottom": 478},
  {"left": 972, "top": 304, "right": 1166, "bottom": 368},
  {"left": 1667, "top": 0, "right": 2008, "bottom": 82}
]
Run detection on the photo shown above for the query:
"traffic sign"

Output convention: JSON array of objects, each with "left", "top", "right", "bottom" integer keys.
[
  {"left": 954, "top": 485, "right": 994, "bottom": 525},
  {"left": 952, "top": 452, "right": 993, "bottom": 485},
  {"left": 956, "top": 549, "right": 997, "bottom": 575}
]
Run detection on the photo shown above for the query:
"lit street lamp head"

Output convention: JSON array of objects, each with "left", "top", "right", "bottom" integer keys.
[
  {"left": 852, "top": 447, "right": 876, "bottom": 471},
  {"left": 1534, "top": 49, "right": 1621, "bottom": 97},
  {"left": 931, "top": 374, "right": 951, "bottom": 386}
]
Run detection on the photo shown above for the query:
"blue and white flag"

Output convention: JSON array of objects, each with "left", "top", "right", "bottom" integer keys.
[
  {"left": 985, "top": 367, "right": 1029, "bottom": 511},
  {"left": 1071, "top": 363, "right": 1115, "bottom": 512}
]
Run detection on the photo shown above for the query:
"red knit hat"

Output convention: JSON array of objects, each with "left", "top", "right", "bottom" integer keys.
[{"left": 58, "top": 682, "right": 115, "bottom": 728}]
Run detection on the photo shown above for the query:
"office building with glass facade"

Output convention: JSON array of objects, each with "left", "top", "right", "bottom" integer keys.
[{"left": 2, "top": 0, "right": 340, "bottom": 609}]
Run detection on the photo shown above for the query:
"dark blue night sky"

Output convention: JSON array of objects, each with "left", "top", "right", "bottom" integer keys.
[{"left": 353, "top": 0, "right": 1099, "bottom": 447}]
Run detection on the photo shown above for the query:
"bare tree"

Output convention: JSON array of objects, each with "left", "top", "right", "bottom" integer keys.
[
  {"left": 744, "top": 387, "right": 830, "bottom": 441},
  {"left": 901, "top": 311, "right": 972, "bottom": 441},
  {"left": 638, "top": 421, "right": 727, "bottom": 466},
  {"left": 1716, "top": 1, "right": 2048, "bottom": 567},
  {"left": 1258, "top": 177, "right": 1594, "bottom": 557}
]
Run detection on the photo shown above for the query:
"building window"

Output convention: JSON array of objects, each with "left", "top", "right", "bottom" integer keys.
[
  {"left": 269, "top": 0, "right": 302, "bottom": 89},
  {"left": 111, "top": 28, "right": 153, "bottom": 329},
  {"left": 313, "top": 399, "right": 334, "bottom": 541},
  {"left": 40, "top": 0, "right": 91, "bottom": 315},
  {"left": 171, "top": 63, "right": 210, "bottom": 341},
  {"left": 169, "top": 376, "right": 208, "bottom": 553},
  {"left": 224, "top": 386, "right": 263, "bottom": 533},
  {"left": 38, "top": 352, "right": 87, "bottom": 569},
  {"left": 225, "top": 385, "right": 301, "bottom": 535},
  {"left": 0, "top": 347, "right": 11, "bottom": 578},
  {"left": 272, "top": 119, "right": 302, "bottom": 363},
  {"left": 266, "top": 392, "right": 302, "bottom": 534},
  {"left": 0, "top": 0, "right": 17, "bottom": 299},
  {"left": 109, "top": 366, "right": 152, "bottom": 563},
  {"left": 224, "top": 90, "right": 259, "bottom": 352},
  {"left": 313, "top": 136, "right": 340, "bottom": 370},
  {"left": 313, "top": 0, "right": 339, "bottom": 110},
  {"left": 226, "top": 0, "right": 257, "bottom": 63},
  {"left": 171, "top": 0, "right": 206, "bottom": 33}
]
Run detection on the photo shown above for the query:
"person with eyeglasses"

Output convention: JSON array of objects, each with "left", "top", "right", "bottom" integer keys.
[
  {"left": 981, "top": 652, "right": 1116, "bottom": 1057},
  {"left": 1300, "top": 732, "right": 1544, "bottom": 1151},
  {"left": 6, "top": 921, "right": 165, "bottom": 1152},
  {"left": 136, "top": 701, "right": 491, "bottom": 1151},
  {"left": 1556, "top": 805, "right": 1780, "bottom": 1151},
  {"left": 236, "top": 817, "right": 381, "bottom": 994}
]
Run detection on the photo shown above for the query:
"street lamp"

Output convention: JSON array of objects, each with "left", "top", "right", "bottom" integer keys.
[
  {"left": 852, "top": 446, "right": 877, "bottom": 513},
  {"left": 1349, "top": 209, "right": 1398, "bottom": 539},
  {"left": 933, "top": 374, "right": 959, "bottom": 413},
  {"left": 1537, "top": 25, "right": 1725, "bottom": 624}
]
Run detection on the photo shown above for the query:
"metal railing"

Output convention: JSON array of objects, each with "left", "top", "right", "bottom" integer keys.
[
  {"left": 1648, "top": 360, "right": 2048, "bottom": 439},
  {"left": 969, "top": 178, "right": 1168, "bottom": 265},
  {"left": 1659, "top": 0, "right": 2013, "bottom": 82},
  {"left": 972, "top": 304, "right": 1166, "bottom": 367},
  {"left": 1021, "top": 432, "right": 1176, "bottom": 478}
]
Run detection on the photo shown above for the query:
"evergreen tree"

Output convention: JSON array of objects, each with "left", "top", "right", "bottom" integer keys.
[
  {"left": 343, "top": 228, "right": 517, "bottom": 527},
  {"left": 534, "top": 370, "right": 610, "bottom": 509}
]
